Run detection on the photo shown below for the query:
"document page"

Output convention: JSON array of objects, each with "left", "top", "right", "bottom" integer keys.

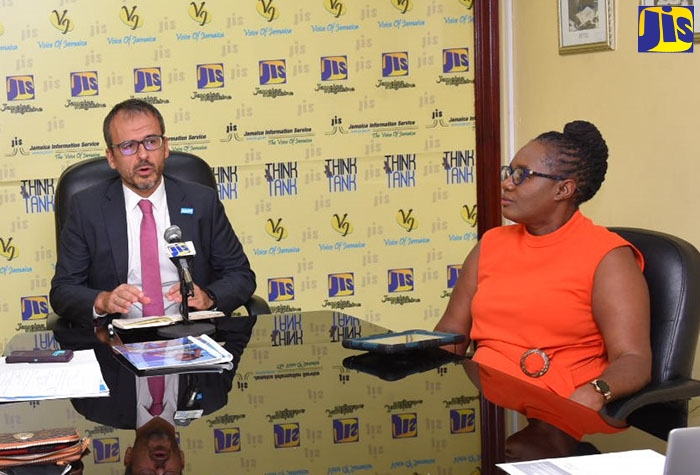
[
  {"left": 497, "top": 449, "right": 665, "bottom": 475},
  {"left": 0, "top": 349, "right": 109, "bottom": 401}
]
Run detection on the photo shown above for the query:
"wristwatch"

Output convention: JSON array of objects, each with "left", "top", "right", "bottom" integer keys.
[{"left": 590, "top": 379, "right": 612, "bottom": 402}]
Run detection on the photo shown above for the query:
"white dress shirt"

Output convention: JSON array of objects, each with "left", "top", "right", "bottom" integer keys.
[
  {"left": 135, "top": 374, "right": 180, "bottom": 428},
  {"left": 122, "top": 180, "right": 181, "bottom": 318}
]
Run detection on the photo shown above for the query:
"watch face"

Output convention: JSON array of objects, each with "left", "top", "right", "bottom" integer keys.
[{"left": 596, "top": 380, "right": 610, "bottom": 393}]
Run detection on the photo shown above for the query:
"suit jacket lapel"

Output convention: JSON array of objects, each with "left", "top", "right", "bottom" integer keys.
[
  {"left": 102, "top": 179, "right": 129, "bottom": 282},
  {"left": 165, "top": 177, "right": 196, "bottom": 240}
]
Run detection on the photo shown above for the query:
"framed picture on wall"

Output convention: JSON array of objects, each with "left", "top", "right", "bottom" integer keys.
[
  {"left": 639, "top": 0, "right": 699, "bottom": 43},
  {"left": 558, "top": 0, "right": 616, "bottom": 54}
]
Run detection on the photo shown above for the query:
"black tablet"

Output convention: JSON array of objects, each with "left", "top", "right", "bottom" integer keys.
[{"left": 342, "top": 329, "right": 465, "bottom": 354}]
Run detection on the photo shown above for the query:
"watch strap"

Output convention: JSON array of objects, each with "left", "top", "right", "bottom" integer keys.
[
  {"left": 590, "top": 379, "right": 612, "bottom": 402},
  {"left": 203, "top": 288, "right": 218, "bottom": 310}
]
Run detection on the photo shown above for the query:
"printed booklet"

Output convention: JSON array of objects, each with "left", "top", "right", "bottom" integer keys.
[
  {"left": 111, "top": 333, "right": 233, "bottom": 375},
  {"left": 111, "top": 310, "right": 225, "bottom": 331}
]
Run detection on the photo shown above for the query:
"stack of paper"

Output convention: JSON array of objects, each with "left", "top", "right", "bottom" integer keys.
[
  {"left": 0, "top": 350, "right": 109, "bottom": 402},
  {"left": 497, "top": 449, "right": 665, "bottom": 475}
]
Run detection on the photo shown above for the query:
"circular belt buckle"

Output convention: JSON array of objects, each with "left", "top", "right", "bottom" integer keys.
[{"left": 520, "top": 348, "right": 550, "bottom": 378}]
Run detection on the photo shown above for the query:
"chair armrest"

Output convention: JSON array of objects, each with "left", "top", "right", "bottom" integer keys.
[
  {"left": 46, "top": 312, "right": 62, "bottom": 331},
  {"left": 244, "top": 294, "right": 270, "bottom": 316},
  {"left": 601, "top": 379, "right": 700, "bottom": 422}
]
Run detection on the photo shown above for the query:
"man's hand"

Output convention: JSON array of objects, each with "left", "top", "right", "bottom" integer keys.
[
  {"left": 165, "top": 283, "right": 214, "bottom": 310},
  {"left": 94, "top": 284, "right": 150, "bottom": 315}
]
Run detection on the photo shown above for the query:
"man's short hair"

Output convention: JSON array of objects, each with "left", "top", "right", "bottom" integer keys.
[{"left": 103, "top": 99, "right": 166, "bottom": 148}]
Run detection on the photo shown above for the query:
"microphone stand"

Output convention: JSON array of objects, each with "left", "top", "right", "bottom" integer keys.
[
  {"left": 179, "top": 271, "right": 193, "bottom": 323},
  {"left": 179, "top": 267, "right": 194, "bottom": 324},
  {"left": 156, "top": 258, "right": 216, "bottom": 339}
]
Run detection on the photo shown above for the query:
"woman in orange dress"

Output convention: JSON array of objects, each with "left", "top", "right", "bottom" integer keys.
[{"left": 435, "top": 120, "right": 651, "bottom": 460}]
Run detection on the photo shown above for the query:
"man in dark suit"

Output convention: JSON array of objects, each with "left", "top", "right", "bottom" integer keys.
[{"left": 50, "top": 99, "right": 255, "bottom": 327}]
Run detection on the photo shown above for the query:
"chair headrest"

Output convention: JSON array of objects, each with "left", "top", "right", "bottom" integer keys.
[{"left": 54, "top": 151, "right": 215, "bottom": 247}]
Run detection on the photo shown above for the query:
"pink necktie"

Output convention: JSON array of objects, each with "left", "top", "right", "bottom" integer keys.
[
  {"left": 148, "top": 376, "right": 165, "bottom": 416},
  {"left": 139, "top": 201, "right": 166, "bottom": 417},
  {"left": 138, "top": 200, "right": 164, "bottom": 317}
]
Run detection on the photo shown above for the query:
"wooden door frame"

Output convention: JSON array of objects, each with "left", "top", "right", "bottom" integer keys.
[{"left": 474, "top": 1, "right": 505, "bottom": 473}]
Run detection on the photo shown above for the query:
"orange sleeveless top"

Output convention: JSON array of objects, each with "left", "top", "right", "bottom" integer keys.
[{"left": 471, "top": 211, "right": 644, "bottom": 399}]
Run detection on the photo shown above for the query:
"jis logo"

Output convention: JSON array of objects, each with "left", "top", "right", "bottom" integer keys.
[
  {"left": 134, "top": 67, "right": 161, "bottom": 93},
  {"left": 21, "top": 295, "right": 49, "bottom": 321},
  {"left": 333, "top": 418, "right": 359, "bottom": 443},
  {"left": 197, "top": 63, "right": 224, "bottom": 89},
  {"left": 6, "top": 75, "right": 35, "bottom": 101},
  {"left": 214, "top": 428, "right": 241, "bottom": 453},
  {"left": 70, "top": 71, "right": 99, "bottom": 97},
  {"left": 268, "top": 277, "right": 295, "bottom": 302},
  {"left": 638, "top": 6, "right": 694, "bottom": 53},
  {"left": 328, "top": 273, "right": 354, "bottom": 297},
  {"left": 321, "top": 55, "right": 349, "bottom": 81},
  {"left": 450, "top": 408, "right": 476, "bottom": 434},
  {"left": 388, "top": 268, "right": 414, "bottom": 293},
  {"left": 92, "top": 438, "right": 120, "bottom": 464},
  {"left": 447, "top": 265, "right": 462, "bottom": 289},
  {"left": 259, "top": 59, "right": 286, "bottom": 85},
  {"left": 382, "top": 51, "right": 409, "bottom": 77},
  {"left": 391, "top": 413, "right": 418, "bottom": 438},
  {"left": 443, "top": 47, "right": 469, "bottom": 73},
  {"left": 274, "top": 423, "right": 300, "bottom": 448}
]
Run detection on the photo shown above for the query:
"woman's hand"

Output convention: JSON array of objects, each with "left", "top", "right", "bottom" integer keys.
[{"left": 569, "top": 383, "right": 605, "bottom": 411}]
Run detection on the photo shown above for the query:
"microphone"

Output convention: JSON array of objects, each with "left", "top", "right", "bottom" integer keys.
[{"left": 164, "top": 225, "right": 195, "bottom": 297}]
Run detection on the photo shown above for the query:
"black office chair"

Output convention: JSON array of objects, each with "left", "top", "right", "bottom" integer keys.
[
  {"left": 50, "top": 151, "right": 269, "bottom": 328},
  {"left": 601, "top": 228, "right": 700, "bottom": 440}
]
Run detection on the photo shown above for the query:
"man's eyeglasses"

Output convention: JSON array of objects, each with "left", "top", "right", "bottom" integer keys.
[
  {"left": 500, "top": 165, "right": 565, "bottom": 186},
  {"left": 111, "top": 134, "right": 165, "bottom": 156}
]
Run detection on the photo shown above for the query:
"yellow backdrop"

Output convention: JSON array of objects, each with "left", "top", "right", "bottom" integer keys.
[
  {"left": 0, "top": 0, "right": 477, "bottom": 338},
  {"left": 0, "top": 1, "right": 480, "bottom": 472}
]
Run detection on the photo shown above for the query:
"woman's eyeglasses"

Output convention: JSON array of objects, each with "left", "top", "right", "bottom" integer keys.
[
  {"left": 111, "top": 135, "right": 165, "bottom": 156},
  {"left": 500, "top": 165, "right": 565, "bottom": 186}
]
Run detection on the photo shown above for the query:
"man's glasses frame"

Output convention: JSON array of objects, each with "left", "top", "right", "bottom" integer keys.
[
  {"left": 500, "top": 165, "right": 565, "bottom": 186},
  {"left": 111, "top": 134, "right": 165, "bottom": 156}
]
